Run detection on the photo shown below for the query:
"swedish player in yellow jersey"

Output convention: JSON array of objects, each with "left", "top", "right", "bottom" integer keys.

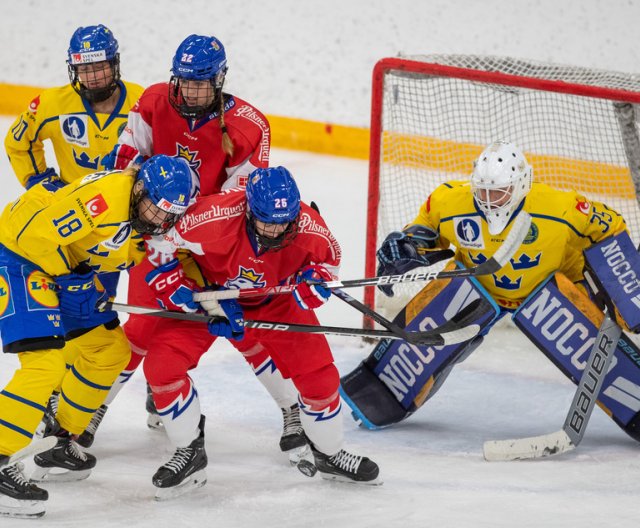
[
  {"left": 341, "top": 141, "right": 640, "bottom": 441},
  {"left": 0, "top": 155, "right": 191, "bottom": 519},
  {"left": 4, "top": 24, "right": 145, "bottom": 451},
  {"left": 4, "top": 24, "right": 144, "bottom": 188}
]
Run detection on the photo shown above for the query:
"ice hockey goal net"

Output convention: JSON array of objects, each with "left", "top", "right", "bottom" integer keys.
[{"left": 365, "top": 55, "right": 640, "bottom": 321}]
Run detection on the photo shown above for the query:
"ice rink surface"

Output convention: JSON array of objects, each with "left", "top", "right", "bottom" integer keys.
[{"left": 0, "top": 118, "right": 639, "bottom": 528}]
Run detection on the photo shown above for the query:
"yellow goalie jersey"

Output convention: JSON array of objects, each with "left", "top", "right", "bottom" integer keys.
[
  {"left": 0, "top": 170, "right": 145, "bottom": 277},
  {"left": 4, "top": 81, "right": 144, "bottom": 186},
  {"left": 408, "top": 181, "right": 628, "bottom": 309}
]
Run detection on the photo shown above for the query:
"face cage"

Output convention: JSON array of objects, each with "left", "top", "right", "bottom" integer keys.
[
  {"left": 130, "top": 189, "right": 181, "bottom": 236},
  {"left": 68, "top": 57, "right": 121, "bottom": 103},
  {"left": 247, "top": 211, "right": 300, "bottom": 252},
  {"left": 472, "top": 185, "right": 515, "bottom": 217},
  {"left": 168, "top": 74, "right": 224, "bottom": 119}
]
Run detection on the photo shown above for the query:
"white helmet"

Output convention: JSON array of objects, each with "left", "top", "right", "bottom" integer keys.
[{"left": 471, "top": 141, "right": 532, "bottom": 235}]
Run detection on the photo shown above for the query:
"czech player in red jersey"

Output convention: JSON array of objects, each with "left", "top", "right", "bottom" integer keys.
[
  {"left": 141, "top": 167, "right": 380, "bottom": 498},
  {"left": 88, "top": 34, "right": 273, "bottom": 444}
]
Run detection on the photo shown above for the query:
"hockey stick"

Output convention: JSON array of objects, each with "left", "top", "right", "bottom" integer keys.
[
  {"left": 193, "top": 211, "right": 533, "bottom": 303},
  {"left": 1, "top": 436, "right": 57, "bottom": 468},
  {"left": 330, "top": 287, "right": 481, "bottom": 346},
  {"left": 105, "top": 301, "right": 481, "bottom": 346},
  {"left": 482, "top": 313, "right": 621, "bottom": 461}
]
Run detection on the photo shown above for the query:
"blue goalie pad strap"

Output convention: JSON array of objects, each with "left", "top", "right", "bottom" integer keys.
[
  {"left": 340, "top": 271, "right": 499, "bottom": 428},
  {"left": 513, "top": 272, "right": 640, "bottom": 437},
  {"left": 583, "top": 231, "right": 640, "bottom": 333}
]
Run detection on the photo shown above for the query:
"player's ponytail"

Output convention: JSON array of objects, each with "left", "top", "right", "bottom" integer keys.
[{"left": 219, "top": 95, "right": 234, "bottom": 158}]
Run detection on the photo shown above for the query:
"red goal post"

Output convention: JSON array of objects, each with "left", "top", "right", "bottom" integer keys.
[{"left": 364, "top": 55, "right": 640, "bottom": 322}]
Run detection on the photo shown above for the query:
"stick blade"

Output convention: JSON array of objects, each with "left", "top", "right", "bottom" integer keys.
[{"left": 483, "top": 430, "right": 574, "bottom": 461}]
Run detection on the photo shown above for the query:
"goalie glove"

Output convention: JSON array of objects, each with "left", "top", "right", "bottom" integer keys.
[
  {"left": 293, "top": 264, "right": 333, "bottom": 310},
  {"left": 102, "top": 144, "right": 146, "bottom": 170},
  {"left": 376, "top": 226, "right": 454, "bottom": 297},
  {"left": 145, "top": 259, "right": 200, "bottom": 313}
]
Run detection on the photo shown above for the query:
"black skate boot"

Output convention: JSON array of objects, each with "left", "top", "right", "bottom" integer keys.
[
  {"left": 76, "top": 404, "right": 108, "bottom": 448},
  {"left": 279, "top": 404, "right": 310, "bottom": 465},
  {"left": 279, "top": 404, "right": 306, "bottom": 451},
  {"left": 310, "top": 445, "right": 381, "bottom": 485},
  {"left": 32, "top": 422, "right": 97, "bottom": 482},
  {"left": 0, "top": 457, "right": 48, "bottom": 518},
  {"left": 35, "top": 391, "right": 59, "bottom": 439},
  {"left": 152, "top": 415, "right": 207, "bottom": 500},
  {"left": 146, "top": 383, "right": 163, "bottom": 430}
]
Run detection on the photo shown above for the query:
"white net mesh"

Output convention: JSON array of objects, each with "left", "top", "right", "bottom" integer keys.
[{"left": 370, "top": 55, "right": 640, "bottom": 318}]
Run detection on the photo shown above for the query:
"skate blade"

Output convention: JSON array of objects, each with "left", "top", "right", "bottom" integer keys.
[
  {"left": 147, "top": 413, "right": 164, "bottom": 430},
  {"left": 319, "top": 473, "right": 383, "bottom": 486},
  {"left": 154, "top": 469, "right": 207, "bottom": 501},
  {"left": 33, "top": 421, "right": 46, "bottom": 439},
  {"left": 31, "top": 466, "right": 92, "bottom": 483},
  {"left": 0, "top": 495, "right": 46, "bottom": 518},
  {"left": 288, "top": 444, "right": 312, "bottom": 467}
]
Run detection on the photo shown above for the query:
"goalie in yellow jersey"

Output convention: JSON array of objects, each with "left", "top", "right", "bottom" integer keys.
[
  {"left": 341, "top": 141, "right": 640, "bottom": 440},
  {"left": 4, "top": 24, "right": 144, "bottom": 189},
  {"left": 0, "top": 155, "right": 191, "bottom": 519}
]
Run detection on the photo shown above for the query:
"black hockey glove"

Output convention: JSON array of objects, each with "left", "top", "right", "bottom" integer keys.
[{"left": 376, "top": 228, "right": 454, "bottom": 297}]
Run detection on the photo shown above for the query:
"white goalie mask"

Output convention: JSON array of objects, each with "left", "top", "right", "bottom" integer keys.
[{"left": 471, "top": 141, "right": 533, "bottom": 235}]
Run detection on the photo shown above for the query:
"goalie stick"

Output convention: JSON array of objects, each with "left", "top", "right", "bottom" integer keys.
[
  {"left": 482, "top": 313, "right": 621, "bottom": 461},
  {"left": 193, "top": 211, "right": 532, "bottom": 303},
  {"left": 106, "top": 300, "right": 482, "bottom": 346}
]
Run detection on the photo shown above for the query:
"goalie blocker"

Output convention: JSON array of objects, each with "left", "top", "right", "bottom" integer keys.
[
  {"left": 583, "top": 230, "right": 640, "bottom": 334},
  {"left": 340, "top": 263, "right": 500, "bottom": 429},
  {"left": 513, "top": 270, "right": 640, "bottom": 441}
]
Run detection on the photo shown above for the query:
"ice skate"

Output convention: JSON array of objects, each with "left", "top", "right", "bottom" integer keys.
[
  {"left": 279, "top": 404, "right": 309, "bottom": 465},
  {"left": 309, "top": 445, "right": 381, "bottom": 485},
  {"left": 146, "top": 383, "right": 164, "bottom": 430},
  {"left": 32, "top": 430, "right": 97, "bottom": 482},
  {"left": 152, "top": 415, "right": 207, "bottom": 500},
  {"left": 0, "top": 460, "right": 48, "bottom": 519},
  {"left": 76, "top": 404, "right": 108, "bottom": 448},
  {"left": 34, "top": 391, "right": 59, "bottom": 439},
  {"left": 0, "top": 439, "right": 56, "bottom": 519}
]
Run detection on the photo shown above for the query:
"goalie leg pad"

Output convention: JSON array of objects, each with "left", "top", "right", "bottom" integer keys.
[
  {"left": 340, "top": 273, "right": 499, "bottom": 429},
  {"left": 584, "top": 230, "right": 640, "bottom": 333},
  {"left": 514, "top": 272, "right": 640, "bottom": 440}
]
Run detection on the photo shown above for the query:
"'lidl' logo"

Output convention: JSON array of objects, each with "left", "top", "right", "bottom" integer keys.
[
  {"left": 27, "top": 271, "right": 59, "bottom": 309},
  {"left": 0, "top": 273, "right": 12, "bottom": 317}
]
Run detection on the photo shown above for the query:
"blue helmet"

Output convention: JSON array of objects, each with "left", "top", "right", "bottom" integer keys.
[
  {"left": 169, "top": 34, "right": 228, "bottom": 119},
  {"left": 67, "top": 25, "right": 121, "bottom": 103},
  {"left": 131, "top": 155, "right": 192, "bottom": 235},
  {"left": 246, "top": 166, "right": 301, "bottom": 250}
]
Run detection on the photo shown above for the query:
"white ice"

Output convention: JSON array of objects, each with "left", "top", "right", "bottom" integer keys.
[{"left": 0, "top": 125, "right": 638, "bottom": 527}]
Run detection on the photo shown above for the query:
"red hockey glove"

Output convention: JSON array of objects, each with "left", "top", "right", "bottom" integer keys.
[
  {"left": 102, "top": 144, "right": 146, "bottom": 170},
  {"left": 145, "top": 259, "right": 200, "bottom": 312},
  {"left": 293, "top": 264, "right": 333, "bottom": 310}
]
